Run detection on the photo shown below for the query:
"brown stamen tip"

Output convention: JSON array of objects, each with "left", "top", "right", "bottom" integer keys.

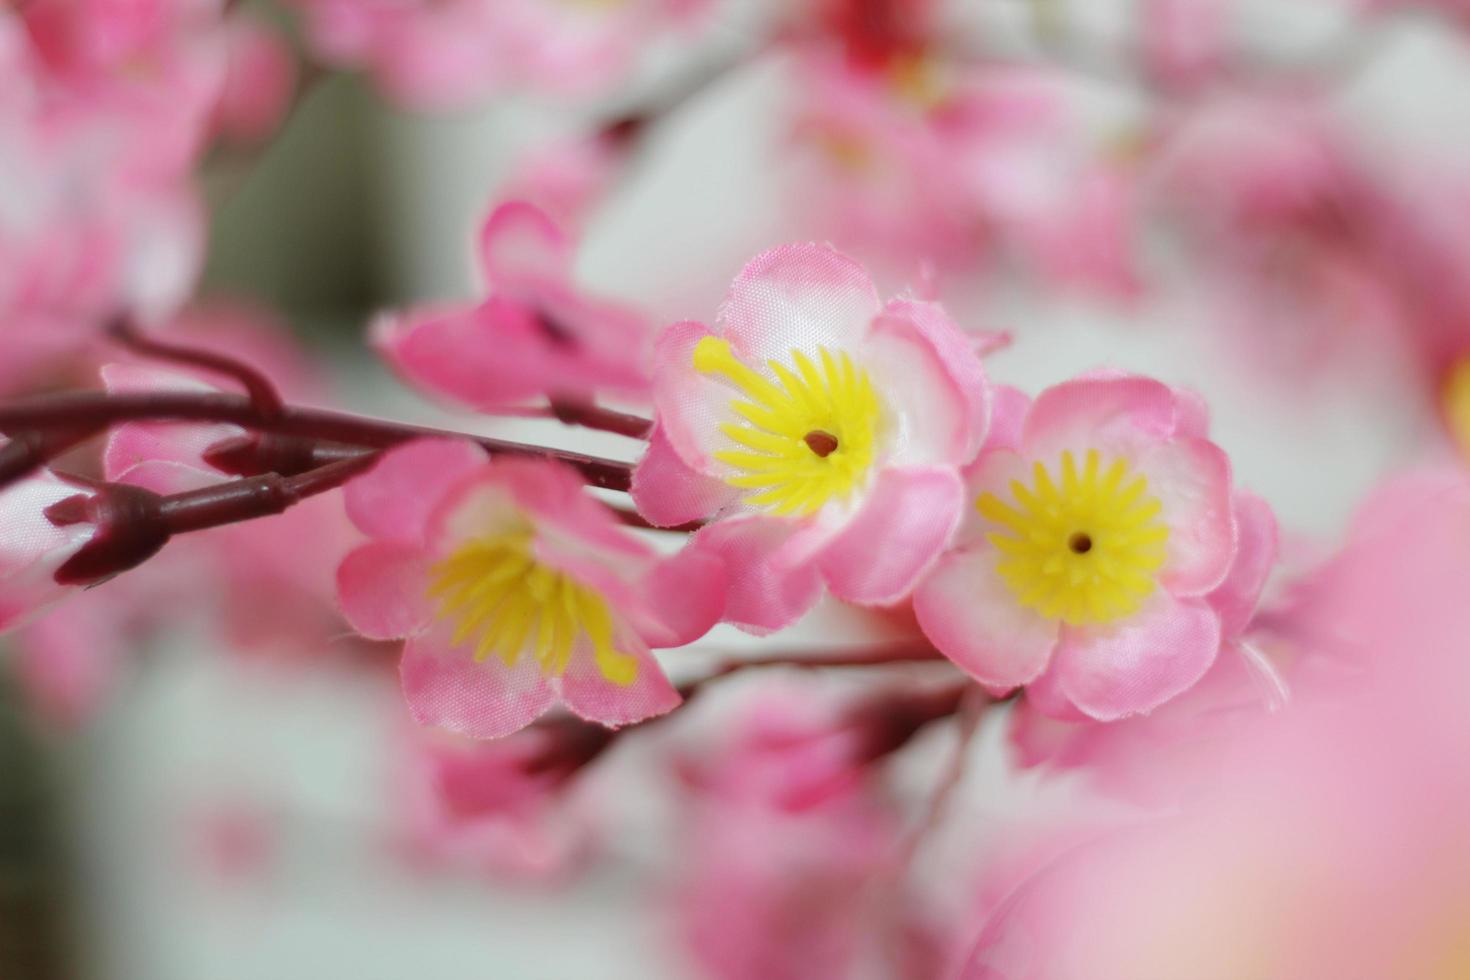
[
  {"left": 804, "top": 430, "right": 840, "bottom": 457},
  {"left": 1068, "top": 532, "right": 1093, "bottom": 555}
]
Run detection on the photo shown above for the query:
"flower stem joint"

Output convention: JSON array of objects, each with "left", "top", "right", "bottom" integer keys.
[{"left": 44, "top": 484, "right": 172, "bottom": 586}]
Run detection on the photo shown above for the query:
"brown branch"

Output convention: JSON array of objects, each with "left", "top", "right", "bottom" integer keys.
[
  {"left": 107, "top": 316, "right": 284, "bottom": 417},
  {"left": 0, "top": 391, "right": 636, "bottom": 492}
]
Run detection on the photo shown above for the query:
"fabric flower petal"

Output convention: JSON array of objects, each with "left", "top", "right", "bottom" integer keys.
[
  {"left": 1208, "top": 490, "right": 1277, "bottom": 637},
  {"left": 373, "top": 301, "right": 550, "bottom": 410},
  {"left": 558, "top": 635, "right": 681, "bottom": 728},
  {"left": 337, "top": 541, "right": 433, "bottom": 640},
  {"left": 650, "top": 320, "right": 743, "bottom": 472},
  {"left": 400, "top": 624, "right": 557, "bottom": 739},
  {"left": 689, "top": 516, "right": 824, "bottom": 634},
  {"left": 1022, "top": 375, "right": 1180, "bottom": 462},
  {"left": 1051, "top": 592, "right": 1222, "bottom": 721},
  {"left": 861, "top": 300, "right": 990, "bottom": 466},
  {"left": 637, "top": 543, "right": 727, "bottom": 648},
  {"left": 631, "top": 425, "right": 740, "bottom": 527},
  {"left": 817, "top": 466, "right": 963, "bottom": 605},
  {"left": 1138, "top": 436, "right": 1236, "bottom": 596},
  {"left": 345, "top": 438, "right": 488, "bottom": 542},
  {"left": 476, "top": 200, "right": 570, "bottom": 291},
  {"left": 718, "top": 243, "right": 881, "bottom": 364},
  {"left": 913, "top": 545, "right": 1059, "bottom": 688}
]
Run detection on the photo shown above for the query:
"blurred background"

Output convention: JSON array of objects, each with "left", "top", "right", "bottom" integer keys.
[{"left": 5, "top": 0, "right": 1470, "bottom": 976}]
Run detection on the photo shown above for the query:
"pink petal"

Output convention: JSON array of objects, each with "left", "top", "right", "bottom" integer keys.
[
  {"left": 913, "top": 546, "right": 1059, "bottom": 687},
  {"left": 113, "top": 460, "right": 219, "bottom": 495},
  {"left": 861, "top": 300, "right": 990, "bottom": 466},
  {"left": 557, "top": 635, "right": 681, "bottom": 728},
  {"left": 957, "top": 447, "right": 1031, "bottom": 549},
  {"left": 1208, "top": 490, "right": 1277, "bottom": 638},
  {"left": 1139, "top": 437, "right": 1236, "bottom": 596},
  {"left": 400, "top": 624, "right": 557, "bottom": 739},
  {"left": 631, "top": 425, "right": 739, "bottom": 527},
  {"left": 986, "top": 384, "right": 1032, "bottom": 453},
  {"left": 337, "top": 541, "right": 433, "bottom": 641},
  {"left": 373, "top": 301, "right": 552, "bottom": 410},
  {"left": 688, "top": 516, "right": 824, "bottom": 634},
  {"left": 344, "top": 438, "right": 488, "bottom": 542},
  {"left": 429, "top": 460, "right": 650, "bottom": 565},
  {"left": 1051, "top": 592, "right": 1222, "bottom": 720},
  {"left": 1021, "top": 375, "right": 1180, "bottom": 462},
  {"left": 476, "top": 200, "right": 570, "bottom": 290},
  {"left": 650, "top": 320, "right": 743, "bottom": 472},
  {"left": 817, "top": 466, "right": 964, "bottom": 605},
  {"left": 636, "top": 541, "right": 727, "bottom": 648},
  {"left": 718, "top": 243, "right": 881, "bottom": 364},
  {"left": 0, "top": 472, "right": 91, "bottom": 632},
  {"left": 101, "top": 364, "right": 242, "bottom": 479}
]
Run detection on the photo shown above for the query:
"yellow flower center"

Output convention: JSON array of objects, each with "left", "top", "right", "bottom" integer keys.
[
  {"left": 976, "top": 450, "right": 1170, "bottom": 626},
  {"left": 694, "top": 336, "right": 884, "bottom": 517},
  {"left": 426, "top": 528, "right": 637, "bottom": 685},
  {"left": 1442, "top": 356, "right": 1470, "bottom": 459}
]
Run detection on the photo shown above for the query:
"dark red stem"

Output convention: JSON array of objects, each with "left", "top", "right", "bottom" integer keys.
[
  {"left": 0, "top": 391, "right": 636, "bottom": 491},
  {"left": 108, "top": 316, "right": 285, "bottom": 417}
]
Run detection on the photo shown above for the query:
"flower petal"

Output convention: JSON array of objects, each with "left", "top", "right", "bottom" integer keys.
[
  {"left": 1139, "top": 437, "right": 1236, "bottom": 596},
  {"left": 913, "top": 545, "right": 1059, "bottom": 687},
  {"left": 476, "top": 200, "right": 570, "bottom": 290},
  {"left": 101, "top": 364, "right": 242, "bottom": 479},
  {"left": 1051, "top": 592, "right": 1222, "bottom": 720},
  {"left": 817, "top": 466, "right": 963, "bottom": 605},
  {"left": 400, "top": 623, "right": 556, "bottom": 739},
  {"left": 631, "top": 425, "right": 740, "bottom": 527},
  {"left": 557, "top": 634, "right": 681, "bottom": 728},
  {"left": 337, "top": 541, "right": 433, "bottom": 640},
  {"left": 637, "top": 543, "right": 727, "bottom": 648},
  {"left": 373, "top": 301, "right": 550, "bottom": 410},
  {"left": 689, "top": 516, "right": 824, "bottom": 634},
  {"left": 1208, "top": 490, "right": 1277, "bottom": 637},
  {"left": 650, "top": 320, "right": 743, "bottom": 473},
  {"left": 861, "top": 299, "right": 990, "bottom": 466},
  {"left": 345, "top": 438, "right": 488, "bottom": 542},
  {"left": 1022, "top": 374, "right": 1181, "bottom": 462},
  {"left": 718, "top": 243, "right": 881, "bottom": 364}
]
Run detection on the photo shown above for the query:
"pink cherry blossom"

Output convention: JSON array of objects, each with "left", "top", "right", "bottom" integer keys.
[
  {"left": 668, "top": 685, "right": 921, "bottom": 980},
  {"left": 1148, "top": 96, "right": 1411, "bottom": 381},
  {"left": 373, "top": 201, "right": 653, "bottom": 410},
  {"left": 494, "top": 132, "right": 626, "bottom": 234},
  {"left": 1005, "top": 489, "right": 1281, "bottom": 800},
  {"left": 961, "top": 471, "right": 1470, "bottom": 978},
  {"left": 336, "top": 439, "right": 725, "bottom": 738},
  {"left": 633, "top": 242, "right": 991, "bottom": 633},
  {"left": 291, "top": 0, "right": 711, "bottom": 109},
  {"left": 393, "top": 720, "right": 604, "bottom": 881},
  {"left": 914, "top": 375, "right": 1252, "bottom": 720},
  {"left": 786, "top": 55, "right": 1141, "bottom": 297},
  {"left": 0, "top": 467, "right": 97, "bottom": 632},
  {"left": 211, "top": 16, "right": 297, "bottom": 145}
]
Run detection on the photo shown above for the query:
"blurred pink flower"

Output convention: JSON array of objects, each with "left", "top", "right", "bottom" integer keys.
[
  {"left": 962, "top": 466, "right": 1470, "bottom": 979},
  {"left": 914, "top": 375, "right": 1255, "bottom": 720},
  {"left": 374, "top": 201, "right": 653, "bottom": 410},
  {"left": 633, "top": 242, "right": 991, "bottom": 632},
  {"left": 0, "top": 467, "right": 96, "bottom": 632},
  {"left": 211, "top": 16, "right": 297, "bottom": 145},
  {"left": 336, "top": 440, "right": 725, "bottom": 738},
  {"left": 292, "top": 0, "right": 711, "bottom": 108},
  {"left": 393, "top": 719, "right": 607, "bottom": 881},
  {"left": 786, "top": 55, "right": 1141, "bottom": 297},
  {"left": 494, "top": 132, "right": 626, "bottom": 233},
  {"left": 669, "top": 686, "right": 923, "bottom": 980}
]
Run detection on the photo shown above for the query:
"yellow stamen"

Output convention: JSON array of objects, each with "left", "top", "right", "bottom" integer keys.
[
  {"left": 426, "top": 527, "right": 637, "bottom": 685},
  {"left": 694, "top": 336, "right": 884, "bottom": 517},
  {"left": 976, "top": 450, "right": 1170, "bottom": 626}
]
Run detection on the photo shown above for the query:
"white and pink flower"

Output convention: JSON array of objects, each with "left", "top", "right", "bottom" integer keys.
[
  {"left": 633, "top": 242, "right": 991, "bottom": 632},
  {"left": 336, "top": 439, "right": 725, "bottom": 738},
  {"left": 914, "top": 376, "right": 1260, "bottom": 720},
  {"left": 374, "top": 201, "right": 652, "bottom": 410}
]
